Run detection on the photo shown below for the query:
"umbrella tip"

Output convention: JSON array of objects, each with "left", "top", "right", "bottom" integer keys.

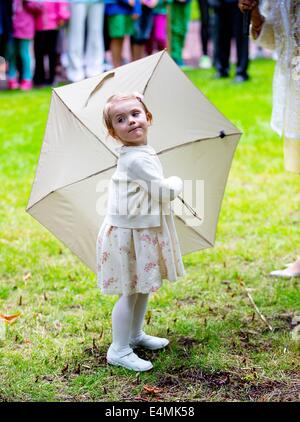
[{"left": 219, "top": 130, "right": 226, "bottom": 139}]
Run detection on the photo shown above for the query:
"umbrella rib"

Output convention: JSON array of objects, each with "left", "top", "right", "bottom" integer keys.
[
  {"left": 143, "top": 49, "right": 166, "bottom": 96},
  {"left": 174, "top": 214, "right": 214, "bottom": 247},
  {"left": 154, "top": 132, "right": 241, "bottom": 156},
  {"left": 26, "top": 164, "right": 117, "bottom": 212},
  {"left": 53, "top": 91, "right": 119, "bottom": 159}
]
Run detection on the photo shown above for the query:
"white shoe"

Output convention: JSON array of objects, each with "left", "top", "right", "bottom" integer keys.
[
  {"left": 198, "top": 55, "right": 212, "bottom": 69},
  {"left": 130, "top": 332, "right": 169, "bottom": 351},
  {"left": 269, "top": 268, "right": 300, "bottom": 278},
  {"left": 107, "top": 345, "right": 153, "bottom": 371}
]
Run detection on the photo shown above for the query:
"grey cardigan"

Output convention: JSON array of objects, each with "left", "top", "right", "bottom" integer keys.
[{"left": 105, "top": 144, "right": 183, "bottom": 229}]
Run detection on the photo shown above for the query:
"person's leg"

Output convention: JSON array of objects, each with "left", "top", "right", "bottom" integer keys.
[
  {"left": 108, "top": 293, "right": 153, "bottom": 371},
  {"left": 130, "top": 293, "right": 169, "bottom": 350},
  {"left": 198, "top": 0, "right": 212, "bottom": 68},
  {"left": 46, "top": 30, "right": 59, "bottom": 85},
  {"left": 85, "top": 2, "right": 105, "bottom": 77},
  {"left": 170, "top": 3, "right": 185, "bottom": 65},
  {"left": 6, "top": 37, "right": 18, "bottom": 86},
  {"left": 131, "top": 43, "right": 144, "bottom": 61},
  {"left": 110, "top": 37, "right": 124, "bottom": 68},
  {"left": 198, "top": 0, "right": 209, "bottom": 56},
  {"left": 234, "top": 5, "right": 249, "bottom": 80},
  {"left": 111, "top": 293, "right": 137, "bottom": 355},
  {"left": 33, "top": 31, "right": 45, "bottom": 85},
  {"left": 19, "top": 39, "right": 32, "bottom": 89},
  {"left": 67, "top": 3, "right": 86, "bottom": 82},
  {"left": 108, "top": 14, "right": 129, "bottom": 68},
  {"left": 217, "top": 4, "right": 234, "bottom": 76}
]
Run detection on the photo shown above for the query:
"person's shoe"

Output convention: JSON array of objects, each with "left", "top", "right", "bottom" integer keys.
[
  {"left": 269, "top": 268, "right": 300, "bottom": 278},
  {"left": 130, "top": 332, "right": 169, "bottom": 351},
  {"left": 234, "top": 75, "right": 249, "bottom": 83},
  {"left": 7, "top": 78, "right": 19, "bottom": 90},
  {"left": 107, "top": 345, "right": 153, "bottom": 371},
  {"left": 198, "top": 55, "right": 212, "bottom": 69},
  {"left": 214, "top": 71, "right": 229, "bottom": 79},
  {"left": 20, "top": 79, "right": 32, "bottom": 91}
]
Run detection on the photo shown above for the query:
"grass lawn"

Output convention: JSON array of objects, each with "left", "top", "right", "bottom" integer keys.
[{"left": 0, "top": 59, "right": 299, "bottom": 402}]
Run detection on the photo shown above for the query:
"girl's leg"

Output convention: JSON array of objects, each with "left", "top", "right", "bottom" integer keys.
[
  {"left": 108, "top": 293, "right": 153, "bottom": 371},
  {"left": 111, "top": 293, "right": 138, "bottom": 355},
  {"left": 130, "top": 293, "right": 169, "bottom": 350},
  {"left": 19, "top": 39, "right": 32, "bottom": 81}
]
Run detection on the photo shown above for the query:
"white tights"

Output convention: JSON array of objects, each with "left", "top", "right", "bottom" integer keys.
[{"left": 111, "top": 293, "right": 149, "bottom": 355}]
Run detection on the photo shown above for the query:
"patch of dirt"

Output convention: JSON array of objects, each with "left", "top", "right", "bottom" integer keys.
[{"left": 137, "top": 368, "right": 300, "bottom": 402}]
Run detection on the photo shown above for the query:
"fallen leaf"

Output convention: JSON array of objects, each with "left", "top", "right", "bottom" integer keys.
[
  {"left": 143, "top": 385, "right": 164, "bottom": 395},
  {"left": 0, "top": 312, "right": 21, "bottom": 323}
]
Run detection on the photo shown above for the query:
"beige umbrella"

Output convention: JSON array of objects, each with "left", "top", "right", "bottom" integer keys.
[{"left": 26, "top": 50, "right": 241, "bottom": 273}]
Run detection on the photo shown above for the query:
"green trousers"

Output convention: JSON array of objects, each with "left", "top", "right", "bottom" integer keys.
[{"left": 170, "top": 2, "right": 191, "bottom": 65}]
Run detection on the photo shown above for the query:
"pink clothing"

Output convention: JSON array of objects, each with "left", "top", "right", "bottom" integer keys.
[
  {"left": 152, "top": 14, "right": 167, "bottom": 46},
  {"left": 12, "top": 0, "right": 43, "bottom": 40},
  {"left": 35, "top": 2, "right": 70, "bottom": 31}
]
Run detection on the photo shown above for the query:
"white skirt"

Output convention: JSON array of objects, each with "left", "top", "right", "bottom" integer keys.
[{"left": 96, "top": 213, "right": 185, "bottom": 295}]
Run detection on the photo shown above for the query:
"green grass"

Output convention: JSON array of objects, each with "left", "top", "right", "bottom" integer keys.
[{"left": 0, "top": 59, "right": 300, "bottom": 402}]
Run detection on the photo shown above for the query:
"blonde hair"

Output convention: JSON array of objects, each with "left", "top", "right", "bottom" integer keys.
[{"left": 103, "top": 92, "right": 153, "bottom": 140}]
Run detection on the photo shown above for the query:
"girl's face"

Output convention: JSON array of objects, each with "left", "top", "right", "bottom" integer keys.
[{"left": 110, "top": 98, "right": 150, "bottom": 146}]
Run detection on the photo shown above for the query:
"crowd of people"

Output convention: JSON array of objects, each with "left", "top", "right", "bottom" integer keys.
[{"left": 0, "top": 0, "right": 254, "bottom": 91}]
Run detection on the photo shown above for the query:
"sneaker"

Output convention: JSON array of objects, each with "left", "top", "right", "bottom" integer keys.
[
  {"left": 107, "top": 345, "right": 153, "bottom": 371},
  {"left": 130, "top": 332, "right": 169, "bottom": 350},
  {"left": 7, "top": 78, "right": 19, "bottom": 90},
  {"left": 198, "top": 55, "right": 212, "bottom": 69},
  {"left": 20, "top": 79, "right": 32, "bottom": 91},
  {"left": 234, "top": 75, "right": 249, "bottom": 83}
]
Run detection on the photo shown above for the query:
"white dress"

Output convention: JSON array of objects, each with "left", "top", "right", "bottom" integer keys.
[{"left": 96, "top": 211, "right": 186, "bottom": 296}]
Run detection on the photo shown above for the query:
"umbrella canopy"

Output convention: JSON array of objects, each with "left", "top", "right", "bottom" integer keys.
[{"left": 26, "top": 50, "right": 241, "bottom": 273}]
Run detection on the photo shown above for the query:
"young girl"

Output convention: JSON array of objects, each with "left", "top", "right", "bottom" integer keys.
[
  {"left": 97, "top": 92, "right": 185, "bottom": 371},
  {"left": 6, "top": 0, "right": 42, "bottom": 90}
]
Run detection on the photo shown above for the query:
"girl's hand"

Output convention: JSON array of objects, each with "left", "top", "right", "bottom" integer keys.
[
  {"left": 238, "top": 0, "right": 259, "bottom": 12},
  {"left": 132, "top": 13, "right": 139, "bottom": 20}
]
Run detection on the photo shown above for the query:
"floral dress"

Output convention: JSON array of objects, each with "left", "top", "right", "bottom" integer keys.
[{"left": 96, "top": 211, "right": 185, "bottom": 295}]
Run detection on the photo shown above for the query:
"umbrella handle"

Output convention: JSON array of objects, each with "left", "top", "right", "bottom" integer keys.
[{"left": 177, "top": 195, "right": 203, "bottom": 222}]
